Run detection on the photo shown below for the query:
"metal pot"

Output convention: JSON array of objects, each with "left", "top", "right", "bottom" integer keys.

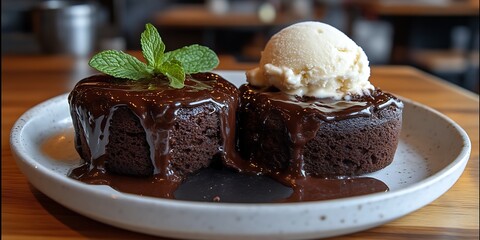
[{"left": 32, "top": 1, "right": 98, "bottom": 56}]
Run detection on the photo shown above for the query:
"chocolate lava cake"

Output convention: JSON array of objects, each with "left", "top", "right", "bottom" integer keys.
[
  {"left": 237, "top": 84, "right": 403, "bottom": 177},
  {"left": 68, "top": 73, "right": 238, "bottom": 181}
]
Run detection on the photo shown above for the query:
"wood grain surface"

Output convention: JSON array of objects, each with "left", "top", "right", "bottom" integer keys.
[{"left": 2, "top": 54, "right": 479, "bottom": 239}]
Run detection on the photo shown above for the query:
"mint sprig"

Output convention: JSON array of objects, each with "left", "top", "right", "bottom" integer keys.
[{"left": 89, "top": 23, "right": 219, "bottom": 88}]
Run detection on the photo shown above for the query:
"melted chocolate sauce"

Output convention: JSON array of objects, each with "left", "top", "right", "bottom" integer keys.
[
  {"left": 226, "top": 85, "right": 403, "bottom": 190},
  {"left": 67, "top": 76, "right": 400, "bottom": 203},
  {"left": 42, "top": 130, "right": 387, "bottom": 202},
  {"left": 69, "top": 164, "right": 387, "bottom": 202}
]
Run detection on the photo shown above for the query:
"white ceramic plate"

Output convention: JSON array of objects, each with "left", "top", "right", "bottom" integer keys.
[{"left": 10, "top": 71, "right": 471, "bottom": 240}]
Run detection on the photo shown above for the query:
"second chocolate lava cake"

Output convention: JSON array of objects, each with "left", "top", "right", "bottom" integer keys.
[{"left": 237, "top": 84, "right": 403, "bottom": 177}]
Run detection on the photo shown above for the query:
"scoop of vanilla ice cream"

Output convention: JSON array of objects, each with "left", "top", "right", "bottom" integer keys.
[{"left": 246, "top": 21, "right": 374, "bottom": 99}]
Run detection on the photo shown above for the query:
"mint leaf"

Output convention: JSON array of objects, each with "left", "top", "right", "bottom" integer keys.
[
  {"left": 160, "top": 60, "right": 185, "bottom": 89},
  {"left": 141, "top": 23, "right": 165, "bottom": 70},
  {"left": 88, "top": 23, "right": 220, "bottom": 88},
  {"left": 89, "top": 50, "right": 150, "bottom": 80},
  {"left": 163, "top": 44, "right": 219, "bottom": 74}
]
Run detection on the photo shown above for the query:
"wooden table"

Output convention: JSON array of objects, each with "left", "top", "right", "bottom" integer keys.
[{"left": 2, "top": 54, "right": 479, "bottom": 239}]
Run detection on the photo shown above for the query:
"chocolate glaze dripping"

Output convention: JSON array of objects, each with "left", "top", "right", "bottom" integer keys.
[
  {"left": 225, "top": 84, "right": 403, "bottom": 201},
  {"left": 68, "top": 77, "right": 402, "bottom": 202}
]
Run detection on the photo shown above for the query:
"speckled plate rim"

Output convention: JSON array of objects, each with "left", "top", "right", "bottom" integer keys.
[{"left": 10, "top": 71, "right": 471, "bottom": 240}]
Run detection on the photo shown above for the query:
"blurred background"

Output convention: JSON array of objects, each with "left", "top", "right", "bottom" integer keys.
[{"left": 2, "top": 0, "right": 479, "bottom": 93}]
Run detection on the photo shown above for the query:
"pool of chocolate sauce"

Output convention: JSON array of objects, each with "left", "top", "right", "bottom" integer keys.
[
  {"left": 69, "top": 164, "right": 388, "bottom": 203},
  {"left": 41, "top": 130, "right": 388, "bottom": 203},
  {"left": 65, "top": 75, "right": 400, "bottom": 203}
]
